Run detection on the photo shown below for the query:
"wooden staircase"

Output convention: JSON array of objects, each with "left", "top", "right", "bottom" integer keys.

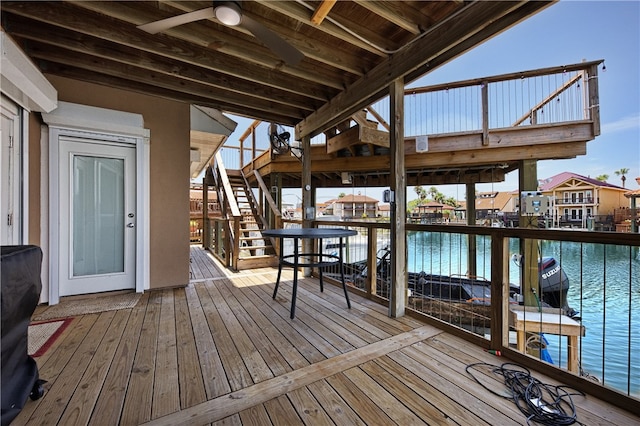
[{"left": 226, "top": 171, "right": 278, "bottom": 270}]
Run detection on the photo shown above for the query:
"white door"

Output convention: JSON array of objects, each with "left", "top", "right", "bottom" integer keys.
[
  {"left": 1, "top": 97, "right": 21, "bottom": 245},
  {"left": 58, "top": 137, "right": 136, "bottom": 296}
]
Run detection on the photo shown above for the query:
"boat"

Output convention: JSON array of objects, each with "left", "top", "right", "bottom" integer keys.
[{"left": 344, "top": 246, "right": 577, "bottom": 317}]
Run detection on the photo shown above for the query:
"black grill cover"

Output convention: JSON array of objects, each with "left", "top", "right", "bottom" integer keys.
[{"left": 1, "top": 245, "right": 43, "bottom": 426}]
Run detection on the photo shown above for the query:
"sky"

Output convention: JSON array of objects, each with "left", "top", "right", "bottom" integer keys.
[{"left": 207, "top": 1, "right": 640, "bottom": 204}]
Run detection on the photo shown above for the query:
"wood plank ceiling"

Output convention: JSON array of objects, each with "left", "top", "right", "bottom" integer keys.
[{"left": 1, "top": 1, "right": 553, "bottom": 139}]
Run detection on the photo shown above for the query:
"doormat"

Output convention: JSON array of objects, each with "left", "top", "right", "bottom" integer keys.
[
  {"left": 28, "top": 318, "right": 73, "bottom": 357},
  {"left": 33, "top": 292, "right": 142, "bottom": 321}
]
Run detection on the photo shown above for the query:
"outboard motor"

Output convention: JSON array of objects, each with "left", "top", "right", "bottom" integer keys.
[
  {"left": 511, "top": 254, "right": 576, "bottom": 317},
  {"left": 538, "top": 257, "right": 569, "bottom": 309}
]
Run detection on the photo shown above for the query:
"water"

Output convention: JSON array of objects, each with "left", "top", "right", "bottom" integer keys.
[{"left": 403, "top": 231, "right": 640, "bottom": 397}]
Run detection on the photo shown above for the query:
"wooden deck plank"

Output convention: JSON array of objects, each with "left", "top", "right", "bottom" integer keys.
[
  {"left": 284, "top": 386, "right": 334, "bottom": 426},
  {"left": 215, "top": 277, "right": 293, "bottom": 377},
  {"left": 219, "top": 276, "right": 312, "bottom": 370},
  {"left": 373, "top": 354, "right": 492, "bottom": 425},
  {"left": 212, "top": 414, "right": 242, "bottom": 426},
  {"left": 120, "top": 291, "right": 161, "bottom": 425},
  {"left": 204, "top": 280, "right": 274, "bottom": 384},
  {"left": 264, "top": 395, "right": 305, "bottom": 425},
  {"left": 143, "top": 325, "right": 440, "bottom": 425},
  {"left": 359, "top": 358, "right": 458, "bottom": 425},
  {"left": 324, "top": 372, "right": 396, "bottom": 425},
  {"left": 248, "top": 273, "right": 359, "bottom": 354},
  {"left": 238, "top": 405, "right": 273, "bottom": 426},
  {"left": 308, "top": 273, "right": 425, "bottom": 329},
  {"left": 89, "top": 292, "right": 150, "bottom": 425},
  {"left": 152, "top": 289, "right": 180, "bottom": 419},
  {"left": 396, "top": 344, "right": 526, "bottom": 424},
  {"left": 174, "top": 287, "right": 208, "bottom": 409},
  {"left": 194, "top": 281, "right": 253, "bottom": 391},
  {"left": 239, "top": 273, "right": 351, "bottom": 357},
  {"left": 433, "top": 333, "right": 640, "bottom": 426},
  {"left": 298, "top": 277, "right": 413, "bottom": 337},
  {"left": 33, "top": 311, "right": 116, "bottom": 426},
  {"left": 190, "top": 247, "right": 227, "bottom": 280},
  {"left": 294, "top": 282, "right": 388, "bottom": 343},
  {"left": 230, "top": 274, "right": 328, "bottom": 365},
  {"left": 306, "top": 379, "right": 366, "bottom": 425},
  {"left": 342, "top": 366, "right": 428, "bottom": 425},
  {"left": 14, "top": 314, "right": 99, "bottom": 426},
  {"left": 58, "top": 309, "right": 131, "bottom": 425},
  {"left": 184, "top": 284, "right": 231, "bottom": 398}
]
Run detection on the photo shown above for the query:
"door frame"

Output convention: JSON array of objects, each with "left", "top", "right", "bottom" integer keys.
[
  {"left": 1, "top": 95, "right": 24, "bottom": 244},
  {"left": 57, "top": 137, "right": 137, "bottom": 296},
  {"left": 45, "top": 103, "right": 149, "bottom": 305}
]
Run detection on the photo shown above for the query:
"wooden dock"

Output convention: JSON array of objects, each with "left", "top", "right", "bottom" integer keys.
[{"left": 19, "top": 247, "right": 639, "bottom": 425}]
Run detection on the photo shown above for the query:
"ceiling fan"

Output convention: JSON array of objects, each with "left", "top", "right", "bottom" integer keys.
[{"left": 137, "top": 1, "right": 304, "bottom": 65}]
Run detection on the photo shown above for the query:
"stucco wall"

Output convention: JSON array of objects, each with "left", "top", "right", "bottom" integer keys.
[
  {"left": 39, "top": 75, "right": 190, "bottom": 289},
  {"left": 599, "top": 188, "right": 628, "bottom": 215},
  {"left": 28, "top": 113, "right": 42, "bottom": 245}
]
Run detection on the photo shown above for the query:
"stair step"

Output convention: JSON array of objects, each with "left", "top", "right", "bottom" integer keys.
[
  {"left": 236, "top": 255, "right": 279, "bottom": 269},
  {"left": 241, "top": 236, "right": 269, "bottom": 241},
  {"left": 239, "top": 245, "right": 272, "bottom": 251}
]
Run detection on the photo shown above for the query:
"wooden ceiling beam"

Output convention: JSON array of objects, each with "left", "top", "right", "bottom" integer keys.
[
  {"left": 259, "top": 1, "right": 388, "bottom": 57},
  {"left": 41, "top": 63, "right": 300, "bottom": 125},
  {"left": 159, "top": 0, "right": 373, "bottom": 75},
  {"left": 296, "top": 1, "right": 552, "bottom": 139},
  {"left": 311, "top": 0, "right": 337, "bottom": 25},
  {"left": 28, "top": 45, "right": 307, "bottom": 120},
  {"left": 8, "top": 21, "right": 318, "bottom": 112},
  {"left": 353, "top": 0, "right": 421, "bottom": 35},
  {"left": 1, "top": 2, "right": 336, "bottom": 101},
  {"left": 75, "top": 1, "right": 362, "bottom": 83},
  {"left": 405, "top": 1, "right": 555, "bottom": 84}
]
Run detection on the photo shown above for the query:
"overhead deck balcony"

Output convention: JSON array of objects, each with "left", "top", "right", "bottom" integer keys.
[{"left": 217, "top": 61, "right": 602, "bottom": 190}]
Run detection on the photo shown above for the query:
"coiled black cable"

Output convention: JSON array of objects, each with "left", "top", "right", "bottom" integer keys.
[{"left": 465, "top": 362, "right": 585, "bottom": 425}]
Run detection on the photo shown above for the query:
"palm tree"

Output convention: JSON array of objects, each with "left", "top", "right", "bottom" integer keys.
[
  {"left": 429, "top": 186, "right": 439, "bottom": 200},
  {"left": 414, "top": 185, "right": 426, "bottom": 201},
  {"left": 595, "top": 174, "right": 609, "bottom": 182},
  {"left": 614, "top": 168, "right": 630, "bottom": 188}
]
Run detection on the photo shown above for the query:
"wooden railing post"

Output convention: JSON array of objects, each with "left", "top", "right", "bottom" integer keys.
[
  {"left": 366, "top": 226, "right": 377, "bottom": 297},
  {"left": 490, "top": 232, "right": 508, "bottom": 351},
  {"left": 481, "top": 80, "right": 489, "bottom": 146},
  {"left": 232, "top": 217, "right": 240, "bottom": 271},
  {"left": 587, "top": 64, "right": 601, "bottom": 136}
]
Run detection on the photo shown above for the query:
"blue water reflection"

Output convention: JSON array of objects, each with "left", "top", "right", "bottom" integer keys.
[{"left": 406, "top": 231, "right": 639, "bottom": 397}]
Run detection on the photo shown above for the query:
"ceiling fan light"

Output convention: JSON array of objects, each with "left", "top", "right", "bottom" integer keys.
[{"left": 215, "top": 3, "right": 242, "bottom": 26}]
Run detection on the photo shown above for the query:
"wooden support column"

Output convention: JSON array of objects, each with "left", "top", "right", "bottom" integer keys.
[
  {"left": 202, "top": 179, "right": 209, "bottom": 248},
  {"left": 389, "top": 78, "right": 406, "bottom": 318},
  {"left": 490, "top": 232, "right": 508, "bottom": 350},
  {"left": 519, "top": 159, "right": 538, "bottom": 307},
  {"left": 587, "top": 65, "right": 601, "bottom": 137},
  {"left": 631, "top": 197, "right": 638, "bottom": 233},
  {"left": 301, "top": 134, "right": 313, "bottom": 277},
  {"left": 466, "top": 183, "right": 477, "bottom": 278},
  {"left": 366, "top": 227, "right": 377, "bottom": 297}
]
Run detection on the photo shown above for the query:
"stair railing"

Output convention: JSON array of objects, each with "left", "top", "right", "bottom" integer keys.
[
  {"left": 214, "top": 152, "right": 242, "bottom": 270},
  {"left": 252, "top": 170, "right": 283, "bottom": 253}
]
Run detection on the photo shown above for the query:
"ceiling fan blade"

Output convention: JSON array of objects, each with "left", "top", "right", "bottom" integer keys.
[
  {"left": 241, "top": 15, "right": 304, "bottom": 66},
  {"left": 138, "top": 7, "right": 215, "bottom": 34}
]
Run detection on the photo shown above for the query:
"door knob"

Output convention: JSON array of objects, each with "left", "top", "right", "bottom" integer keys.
[{"left": 127, "top": 223, "right": 135, "bottom": 228}]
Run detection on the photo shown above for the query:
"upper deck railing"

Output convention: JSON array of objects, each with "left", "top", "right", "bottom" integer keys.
[
  {"left": 374, "top": 60, "right": 601, "bottom": 139},
  {"left": 214, "top": 60, "right": 602, "bottom": 172}
]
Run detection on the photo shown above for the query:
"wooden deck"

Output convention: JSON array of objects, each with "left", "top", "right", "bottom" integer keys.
[{"left": 19, "top": 247, "right": 639, "bottom": 425}]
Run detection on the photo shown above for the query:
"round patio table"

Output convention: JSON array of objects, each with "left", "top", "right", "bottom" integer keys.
[{"left": 262, "top": 227, "right": 357, "bottom": 319}]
